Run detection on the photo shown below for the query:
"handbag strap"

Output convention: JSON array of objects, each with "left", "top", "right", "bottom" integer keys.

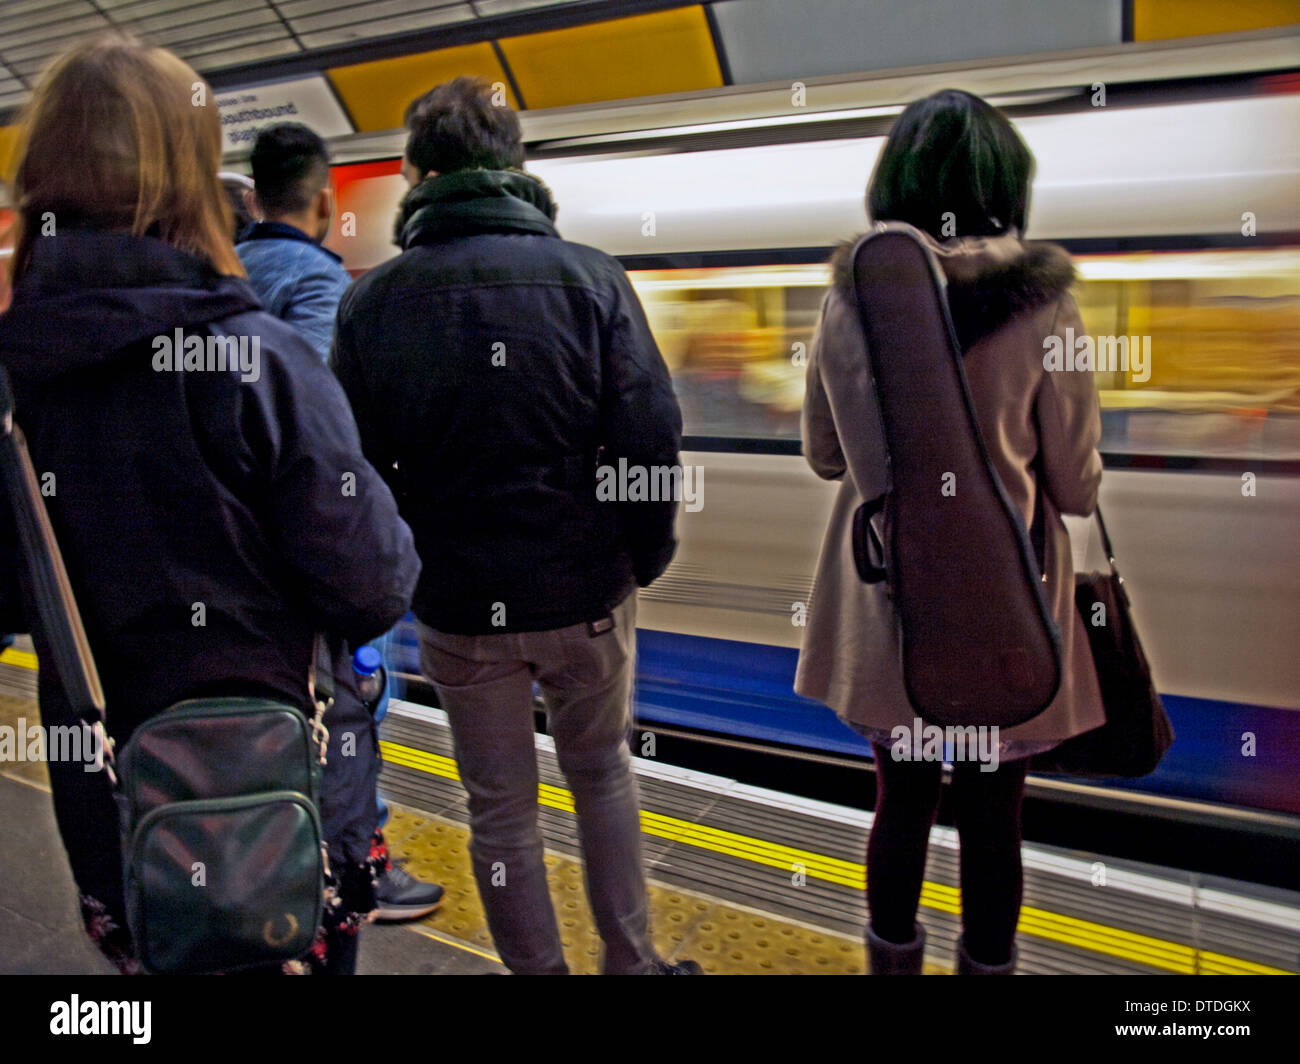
[
  {"left": 0, "top": 365, "right": 108, "bottom": 727},
  {"left": 1030, "top": 456, "right": 1115, "bottom": 581},
  {"left": 4, "top": 364, "right": 338, "bottom": 772},
  {"left": 1092, "top": 504, "right": 1121, "bottom": 582},
  {"left": 1029, "top": 476, "right": 1047, "bottom": 580}
]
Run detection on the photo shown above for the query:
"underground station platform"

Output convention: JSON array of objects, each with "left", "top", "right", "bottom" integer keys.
[{"left": 2, "top": 644, "right": 1297, "bottom": 977}]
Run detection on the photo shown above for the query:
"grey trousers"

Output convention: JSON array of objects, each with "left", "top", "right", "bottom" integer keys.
[{"left": 417, "top": 593, "right": 658, "bottom": 974}]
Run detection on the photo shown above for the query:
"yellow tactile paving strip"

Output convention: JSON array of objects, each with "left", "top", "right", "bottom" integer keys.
[
  {"left": 382, "top": 804, "right": 880, "bottom": 975},
  {"left": 384, "top": 794, "right": 1290, "bottom": 975}
]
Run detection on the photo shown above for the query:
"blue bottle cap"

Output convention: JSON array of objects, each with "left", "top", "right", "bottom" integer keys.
[{"left": 353, "top": 645, "right": 383, "bottom": 675}]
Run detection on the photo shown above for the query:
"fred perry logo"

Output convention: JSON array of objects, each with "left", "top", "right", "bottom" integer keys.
[{"left": 262, "top": 912, "right": 299, "bottom": 948}]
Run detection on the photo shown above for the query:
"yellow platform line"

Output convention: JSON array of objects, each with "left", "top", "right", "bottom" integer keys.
[
  {"left": 3, "top": 648, "right": 1288, "bottom": 976},
  {"left": 403, "top": 923, "right": 504, "bottom": 967},
  {"left": 379, "top": 738, "right": 1293, "bottom": 975},
  {"left": 0, "top": 647, "right": 38, "bottom": 671},
  {"left": 378, "top": 741, "right": 860, "bottom": 883},
  {"left": 908, "top": 874, "right": 1213, "bottom": 980}
]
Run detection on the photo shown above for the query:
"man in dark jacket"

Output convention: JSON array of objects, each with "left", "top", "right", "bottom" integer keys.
[
  {"left": 0, "top": 228, "right": 420, "bottom": 972},
  {"left": 332, "top": 77, "right": 695, "bottom": 975}
]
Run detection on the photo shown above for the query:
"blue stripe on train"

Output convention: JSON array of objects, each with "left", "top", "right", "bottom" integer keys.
[
  {"left": 632, "top": 628, "right": 1300, "bottom": 817},
  {"left": 383, "top": 618, "right": 1299, "bottom": 816}
]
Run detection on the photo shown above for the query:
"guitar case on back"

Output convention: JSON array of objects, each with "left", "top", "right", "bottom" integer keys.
[{"left": 849, "top": 223, "right": 1061, "bottom": 728}]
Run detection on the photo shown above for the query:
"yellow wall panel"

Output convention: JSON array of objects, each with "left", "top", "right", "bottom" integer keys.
[
  {"left": 0, "top": 125, "right": 24, "bottom": 184},
  {"left": 1134, "top": 0, "right": 1300, "bottom": 40},
  {"left": 500, "top": 6, "right": 723, "bottom": 111},
  {"left": 329, "top": 42, "right": 515, "bottom": 132}
]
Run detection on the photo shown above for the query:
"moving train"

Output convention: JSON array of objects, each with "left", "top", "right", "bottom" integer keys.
[{"left": 243, "top": 46, "right": 1300, "bottom": 817}]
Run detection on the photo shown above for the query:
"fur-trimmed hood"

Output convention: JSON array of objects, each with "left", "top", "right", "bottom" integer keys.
[{"left": 831, "top": 230, "right": 1076, "bottom": 352}]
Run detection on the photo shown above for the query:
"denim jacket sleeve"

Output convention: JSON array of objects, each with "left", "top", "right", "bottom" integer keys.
[{"left": 279, "top": 257, "right": 352, "bottom": 363}]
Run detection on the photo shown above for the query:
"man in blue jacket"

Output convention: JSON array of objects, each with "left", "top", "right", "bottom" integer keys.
[
  {"left": 333, "top": 78, "right": 697, "bottom": 975},
  {"left": 238, "top": 122, "right": 444, "bottom": 925},
  {"left": 236, "top": 123, "right": 352, "bottom": 362}
]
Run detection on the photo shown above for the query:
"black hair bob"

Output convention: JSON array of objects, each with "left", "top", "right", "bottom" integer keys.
[{"left": 867, "top": 89, "right": 1034, "bottom": 240}]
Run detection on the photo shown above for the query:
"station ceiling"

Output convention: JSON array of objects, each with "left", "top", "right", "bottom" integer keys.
[{"left": 0, "top": 0, "right": 1297, "bottom": 131}]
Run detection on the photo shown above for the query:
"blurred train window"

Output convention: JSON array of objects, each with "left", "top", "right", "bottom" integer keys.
[
  {"left": 1074, "top": 250, "right": 1300, "bottom": 460},
  {"left": 629, "top": 248, "right": 1300, "bottom": 459},
  {"left": 631, "top": 265, "right": 829, "bottom": 441}
]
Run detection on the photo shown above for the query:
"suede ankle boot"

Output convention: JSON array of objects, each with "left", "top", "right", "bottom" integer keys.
[
  {"left": 955, "top": 936, "right": 1016, "bottom": 975},
  {"left": 866, "top": 923, "right": 926, "bottom": 975}
]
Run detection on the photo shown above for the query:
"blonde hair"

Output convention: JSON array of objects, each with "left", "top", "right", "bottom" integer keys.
[{"left": 9, "top": 32, "right": 243, "bottom": 281}]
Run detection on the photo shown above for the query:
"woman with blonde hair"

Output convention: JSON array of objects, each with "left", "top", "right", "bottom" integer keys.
[{"left": 0, "top": 34, "right": 419, "bottom": 973}]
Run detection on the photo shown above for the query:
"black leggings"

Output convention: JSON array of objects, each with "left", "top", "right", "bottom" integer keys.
[{"left": 866, "top": 744, "right": 1029, "bottom": 966}]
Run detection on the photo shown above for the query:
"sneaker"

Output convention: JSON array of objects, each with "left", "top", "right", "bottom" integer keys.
[
  {"left": 652, "top": 958, "right": 703, "bottom": 975},
  {"left": 373, "top": 861, "right": 444, "bottom": 922}
]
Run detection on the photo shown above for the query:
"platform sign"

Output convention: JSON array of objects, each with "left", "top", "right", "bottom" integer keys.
[{"left": 217, "top": 75, "right": 353, "bottom": 154}]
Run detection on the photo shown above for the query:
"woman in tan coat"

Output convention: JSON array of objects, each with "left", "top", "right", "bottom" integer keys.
[{"left": 796, "top": 89, "right": 1105, "bottom": 975}]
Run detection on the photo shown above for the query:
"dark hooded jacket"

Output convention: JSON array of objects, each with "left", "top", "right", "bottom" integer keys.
[
  {"left": 0, "top": 229, "right": 419, "bottom": 737},
  {"left": 0, "top": 231, "right": 421, "bottom": 908},
  {"left": 332, "top": 168, "right": 683, "bottom": 635}
]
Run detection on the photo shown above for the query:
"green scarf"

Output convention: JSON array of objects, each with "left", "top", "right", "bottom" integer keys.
[{"left": 394, "top": 168, "right": 559, "bottom": 248}]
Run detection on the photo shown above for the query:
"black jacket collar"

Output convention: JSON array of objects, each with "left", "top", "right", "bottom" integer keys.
[
  {"left": 238, "top": 220, "right": 343, "bottom": 263},
  {"left": 396, "top": 169, "right": 559, "bottom": 249}
]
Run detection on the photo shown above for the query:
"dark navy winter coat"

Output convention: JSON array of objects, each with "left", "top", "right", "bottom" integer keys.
[
  {"left": 0, "top": 229, "right": 418, "bottom": 738},
  {"left": 0, "top": 230, "right": 420, "bottom": 913},
  {"left": 332, "top": 168, "right": 683, "bottom": 635}
]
